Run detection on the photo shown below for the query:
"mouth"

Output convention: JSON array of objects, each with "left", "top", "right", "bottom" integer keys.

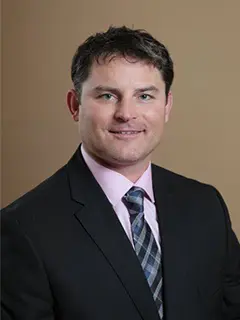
[{"left": 108, "top": 130, "right": 144, "bottom": 139}]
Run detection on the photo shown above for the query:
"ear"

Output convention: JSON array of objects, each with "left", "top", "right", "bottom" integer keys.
[
  {"left": 67, "top": 89, "right": 80, "bottom": 122},
  {"left": 164, "top": 91, "right": 173, "bottom": 123}
]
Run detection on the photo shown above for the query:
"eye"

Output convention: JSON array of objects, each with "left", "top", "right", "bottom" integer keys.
[
  {"left": 139, "top": 94, "right": 154, "bottom": 101},
  {"left": 98, "top": 93, "right": 115, "bottom": 101}
]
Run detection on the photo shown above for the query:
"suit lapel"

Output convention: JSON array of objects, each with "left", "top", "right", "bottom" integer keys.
[
  {"left": 66, "top": 148, "right": 160, "bottom": 320},
  {"left": 152, "top": 165, "right": 196, "bottom": 320}
]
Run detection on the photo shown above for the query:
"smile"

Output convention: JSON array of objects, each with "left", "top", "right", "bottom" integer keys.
[
  {"left": 110, "top": 131, "right": 141, "bottom": 135},
  {"left": 108, "top": 130, "right": 144, "bottom": 139}
]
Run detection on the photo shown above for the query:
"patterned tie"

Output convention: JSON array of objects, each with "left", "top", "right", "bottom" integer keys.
[{"left": 123, "top": 186, "right": 163, "bottom": 319}]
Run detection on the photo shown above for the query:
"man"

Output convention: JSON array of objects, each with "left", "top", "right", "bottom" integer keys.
[{"left": 1, "top": 26, "right": 240, "bottom": 320}]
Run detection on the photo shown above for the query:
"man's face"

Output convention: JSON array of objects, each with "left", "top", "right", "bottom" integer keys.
[{"left": 70, "top": 56, "right": 172, "bottom": 169}]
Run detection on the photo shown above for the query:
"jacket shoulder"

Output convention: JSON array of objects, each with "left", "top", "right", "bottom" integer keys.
[
  {"left": 152, "top": 163, "right": 211, "bottom": 189},
  {"left": 1, "top": 165, "right": 69, "bottom": 221}
]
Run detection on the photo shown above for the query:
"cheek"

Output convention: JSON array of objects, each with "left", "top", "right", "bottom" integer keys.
[
  {"left": 143, "top": 108, "right": 165, "bottom": 128},
  {"left": 79, "top": 104, "right": 111, "bottom": 129}
]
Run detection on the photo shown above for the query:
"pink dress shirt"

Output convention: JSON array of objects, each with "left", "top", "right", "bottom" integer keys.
[{"left": 81, "top": 145, "right": 160, "bottom": 249}]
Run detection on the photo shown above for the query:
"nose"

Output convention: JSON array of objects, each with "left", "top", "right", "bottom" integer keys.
[{"left": 114, "top": 99, "right": 137, "bottom": 122}]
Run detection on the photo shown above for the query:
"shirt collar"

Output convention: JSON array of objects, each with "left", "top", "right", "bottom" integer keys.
[{"left": 81, "top": 145, "right": 155, "bottom": 206}]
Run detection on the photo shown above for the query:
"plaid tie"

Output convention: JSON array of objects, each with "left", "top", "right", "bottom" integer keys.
[{"left": 123, "top": 186, "right": 163, "bottom": 319}]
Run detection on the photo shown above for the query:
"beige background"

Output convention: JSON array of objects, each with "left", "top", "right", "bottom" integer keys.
[{"left": 2, "top": 0, "right": 240, "bottom": 238}]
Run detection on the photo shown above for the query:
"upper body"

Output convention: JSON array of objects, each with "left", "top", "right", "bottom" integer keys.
[
  {"left": 1, "top": 146, "right": 240, "bottom": 319},
  {"left": 1, "top": 26, "right": 240, "bottom": 319}
]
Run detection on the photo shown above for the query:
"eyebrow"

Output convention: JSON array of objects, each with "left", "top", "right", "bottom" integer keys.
[
  {"left": 93, "top": 86, "right": 121, "bottom": 96},
  {"left": 92, "top": 85, "right": 160, "bottom": 95},
  {"left": 135, "top": 86, "right": 159, "bottom": 93}
]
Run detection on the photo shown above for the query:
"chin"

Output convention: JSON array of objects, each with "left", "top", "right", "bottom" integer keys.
[
  {"left": 95, "top": 143, "right": 153, "bottom": 166},
  {"left": 106, "top": 150, "right": 148, "bottom": 166}
]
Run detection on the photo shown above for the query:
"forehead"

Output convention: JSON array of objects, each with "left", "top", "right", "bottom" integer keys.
[{"left": 85, "top": 56, "right": 164, "bottom": 88}]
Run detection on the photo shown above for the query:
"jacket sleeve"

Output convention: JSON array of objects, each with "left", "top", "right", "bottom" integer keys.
[
  {"left": 215, "top": 189, "right": 240, "bottom": 319},
  {"left": 1, "top": 209, "right": 55, "bottom": 320}
]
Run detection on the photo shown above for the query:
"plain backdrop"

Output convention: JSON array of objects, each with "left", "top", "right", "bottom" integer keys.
[{"left": 1, "top": 0, "right": 240, "bottom": 238}]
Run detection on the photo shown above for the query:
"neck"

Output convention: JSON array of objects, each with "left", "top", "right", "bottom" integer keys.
[
  {"left": 105, "top": 161, "right": 150, "bottom": 183},
  {"left": 93, "top": 156, "right": 150, "bottom": 183}
]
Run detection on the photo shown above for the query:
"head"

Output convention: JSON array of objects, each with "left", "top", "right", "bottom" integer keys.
[{"left": 67, "top": 26, "right": 174, "bottom": 179}]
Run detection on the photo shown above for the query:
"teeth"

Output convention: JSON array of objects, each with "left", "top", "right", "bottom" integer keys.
[{"left": 114, "top": 131, "right": 139, "bottom": 135}]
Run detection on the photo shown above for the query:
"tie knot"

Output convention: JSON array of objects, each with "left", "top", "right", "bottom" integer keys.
[{"left": 123, "top": 186, "right": 145, "bottom": 215}]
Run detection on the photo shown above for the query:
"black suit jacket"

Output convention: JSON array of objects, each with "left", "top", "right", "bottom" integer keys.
[{"left": 1, "top": 147, "right": 240, "bottom": 320}]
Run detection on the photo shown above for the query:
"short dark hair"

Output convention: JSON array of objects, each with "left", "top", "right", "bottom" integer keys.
[{"left": 71, "top": 26, "right": 174, "bottom": 97}]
